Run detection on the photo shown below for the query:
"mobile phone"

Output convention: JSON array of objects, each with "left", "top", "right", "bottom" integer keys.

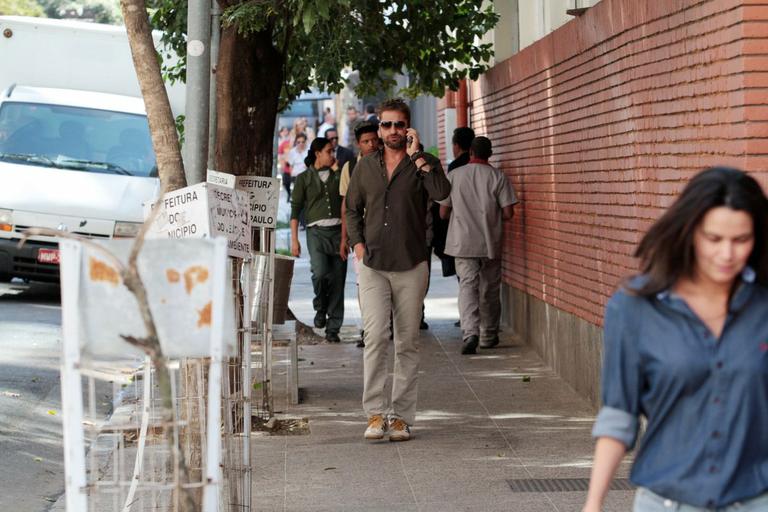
[{"left": 407, "top": 135, "right": 413, "bottom": 147}]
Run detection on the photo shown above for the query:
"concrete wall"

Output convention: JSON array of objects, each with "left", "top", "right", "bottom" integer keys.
[
  {"left": 516, "top": 0, "right": 602, "bottom": 52},
  {"left": 443, "top": 0, "right": 768, "bottom": 401},
  {"left": 501, "top": 283, "right": 604, "bottom": 406}
]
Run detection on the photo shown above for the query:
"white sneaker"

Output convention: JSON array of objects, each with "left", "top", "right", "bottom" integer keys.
[
  {"left": 388, "top": 417, "right": 411, "bottom": 442},
  {"left": 364, "top": 415, "right": 387, "bottom": 440}
]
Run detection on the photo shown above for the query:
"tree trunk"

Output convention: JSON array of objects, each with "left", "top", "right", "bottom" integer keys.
[
  {"left": 214, "top": 26, "right": 282, "bottom": 177},
  {"left": 120, "top": 0, "right": 186, "bottom": 192}
]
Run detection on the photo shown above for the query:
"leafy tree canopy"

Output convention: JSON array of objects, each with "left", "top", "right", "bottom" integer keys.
[
  {"left": 0, "top": 0, "right": 44, "bottom": 16},
  {"left": 148, "top": 0, "right": 499, "bottom": 110}
]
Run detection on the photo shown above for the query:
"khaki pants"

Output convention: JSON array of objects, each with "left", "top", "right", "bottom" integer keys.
[
  {"left": 359, "top": 260, "right": 428, "bottom": 425},
  {"left": 455, "top": 257, "right": 502, "bottom": 342}
]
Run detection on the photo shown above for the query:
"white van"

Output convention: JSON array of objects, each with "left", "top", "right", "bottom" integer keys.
[{"left": 0, "top": 85, "right": 160, "bottom": 282}]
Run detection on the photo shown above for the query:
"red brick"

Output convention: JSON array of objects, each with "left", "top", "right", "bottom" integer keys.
[{"left": 464, "top": 0, "right": 768, "bottom": 326}]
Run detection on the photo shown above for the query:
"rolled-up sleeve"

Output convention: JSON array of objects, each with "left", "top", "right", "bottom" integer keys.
[
  {"left": 591, "top": 293, "right": 641, "bottom": 449},
  {"left": 422, "top": 155, "right": 451, "bottom": 202},
  {"left": 290, "top": 173, "right": 306, "bottom": 221}
]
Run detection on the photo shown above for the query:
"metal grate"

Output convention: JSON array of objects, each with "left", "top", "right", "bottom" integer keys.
[{"left": 507, "top": 478, "right": 634, "bottom": 492}]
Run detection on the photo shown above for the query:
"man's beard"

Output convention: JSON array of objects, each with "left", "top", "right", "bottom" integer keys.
[{"left": 384, "top": 136, "right": 406, "bottom": 150}]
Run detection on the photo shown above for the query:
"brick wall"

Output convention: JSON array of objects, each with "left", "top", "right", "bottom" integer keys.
[{"left": 455, "top": 0, "right": 768, "bottom": 327}]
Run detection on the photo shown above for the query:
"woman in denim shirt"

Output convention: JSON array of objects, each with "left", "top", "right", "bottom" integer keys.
[{"left": 583, "top": 168, "right": 768, "bottom": 512}]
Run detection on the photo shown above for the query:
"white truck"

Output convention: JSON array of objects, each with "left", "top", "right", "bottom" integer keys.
[{"left": 0, "top": 16, "right": 184, "bottom": 282}]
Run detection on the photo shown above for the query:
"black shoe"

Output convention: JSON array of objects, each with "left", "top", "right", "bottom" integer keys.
[
  {"left": 314, "top": 311, "right": 327, "bottom": 329},
  {"left": 356, "top": 330, "right": 365, "bottom": 347},
  {"left": 454, "top": 320, "right": 461, "bottom": 327},
  {"left": 461, "top": 335, "right": 479, "bottom": 355},
  {"left": 420, "top": 319, "right": 429, "bottom": 330},
  {"left": 326, "top": 332, "right": 341, "bottom": 343},
  {"left": 479, "top": 336, "right": 500, "bottom": 349}
]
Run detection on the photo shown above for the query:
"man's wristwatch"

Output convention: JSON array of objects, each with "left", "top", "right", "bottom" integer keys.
[{"left": 410, "top": 151, "right": 427, "bottom": 162}]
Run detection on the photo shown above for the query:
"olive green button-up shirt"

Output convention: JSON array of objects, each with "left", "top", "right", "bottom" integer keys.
[
  {"left": 345, "top": 151, "right": 450, "bottom": 272},
  {"left": 290, "top": 166, "right": 342, "bottom": 224}
]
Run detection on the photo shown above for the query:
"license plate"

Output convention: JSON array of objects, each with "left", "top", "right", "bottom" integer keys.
[{"left": 37, "top": 248, "right": 60, "bottom": 265}]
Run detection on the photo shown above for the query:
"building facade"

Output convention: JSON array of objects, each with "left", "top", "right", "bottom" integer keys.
[{"left": 438, "top": 0, "right": 768, "bottom": 405}]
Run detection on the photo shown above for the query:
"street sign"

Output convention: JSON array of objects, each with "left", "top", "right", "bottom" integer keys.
[
  {"left": 144, "top": 182, "right": 252, "bottom": 258},
  {"left": 236, "top": 176, "right": 280, "bottom": 229},
  {"left": 206, "top": 169, "right": 237, "bottom": 188},
  {"left": 59, "top": 238, "right": 236, "bottom": 359}
]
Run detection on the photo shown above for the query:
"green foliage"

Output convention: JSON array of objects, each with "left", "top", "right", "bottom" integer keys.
[
  {"left": 174, "top": 113, "right": 185, "bottom": 145},
  {"left": 147, "top": 0, "right": 187, "bottom": 84},
  {"left": 0, "top": 0, "right": 44, "bottom": 16},
  {"left": 150, "top": 0, "right": 498, "bottom": 110}
]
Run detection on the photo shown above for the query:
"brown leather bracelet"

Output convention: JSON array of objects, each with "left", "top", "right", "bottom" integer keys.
[{"left": 410, "top": 151, "right": 427, "bottom": 162}]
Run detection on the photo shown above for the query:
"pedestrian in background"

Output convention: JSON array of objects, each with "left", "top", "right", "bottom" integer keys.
[
  {"left": 318, "top": 111, "right": 336, "bottom": 140},
  {"left": 290, "top": 137, "right": 347, "bottom": 343},
  {"left": 277, "top": 126, "right": 292, "bottom": 201},
  {"left": 290, "top": 117, "right": 315, "bottom": 145},
  {"left": 364, "top": 103, "right": 379, "bottom": 124},
  {"left": 436, "top": 126, "right": 476, "bottom": 327},
  {"left": 344, "top": 106, "right": 363, "bottom": 154},
  {"left": 583, "top": 167, "right": 768, "bottom": 512},
  {"left": 325, "top": 127, "right": 354, "bottom": 172},
  {"left": 438, "top": 136, "right": 517, "bottom": 354},
  {"left": 346, "top": 98, "right": 450, "bottom": 442}
]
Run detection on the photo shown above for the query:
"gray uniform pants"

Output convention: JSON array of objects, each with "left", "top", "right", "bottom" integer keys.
[
  {"left": 305, "top": 225, "right": 347, "bottom": 334},
  {"left": 455, "top": 257, "right": 502, "bottom": 342},
  {"left": 359, "top": 260, "right": 428, "bottom": 425}
]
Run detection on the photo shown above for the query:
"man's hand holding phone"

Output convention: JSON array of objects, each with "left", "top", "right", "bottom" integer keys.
[
  {"left": 406, "top": 128, "right": 431, "bottom": 173},
  {"left": 405, "top": 128, "right": 420, "bottom": 157}
]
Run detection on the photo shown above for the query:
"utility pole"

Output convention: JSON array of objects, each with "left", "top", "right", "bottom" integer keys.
[
  {"left": 208, "top": 1, "right": 221, "bottom": 171},
  {"left": 183, "top": 0, "right": 211, "bottom": 185}
]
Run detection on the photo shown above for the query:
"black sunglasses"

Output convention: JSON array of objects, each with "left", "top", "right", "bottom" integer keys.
[{"left": 380, "top": 121, "right": 407, "bottom": 129}]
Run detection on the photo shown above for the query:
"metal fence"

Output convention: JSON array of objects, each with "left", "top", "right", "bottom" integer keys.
[{"left": 59, "top": 237, "right": 269, "bottom": 512}]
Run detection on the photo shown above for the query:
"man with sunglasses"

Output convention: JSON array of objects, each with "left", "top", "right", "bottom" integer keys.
[
  {"left": 324, "top": 127, "right": 354, "bottom": 172},
  {"left": 345, "top": 98, "right": 451, "bottom": 442}
]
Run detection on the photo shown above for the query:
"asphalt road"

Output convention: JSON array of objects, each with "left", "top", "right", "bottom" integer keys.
[
  {"left": 0, "top": 281, "right": 84, "bottom": 511},
  {"left": 0, "top": 281, "right": 67, "bottom": 510}
]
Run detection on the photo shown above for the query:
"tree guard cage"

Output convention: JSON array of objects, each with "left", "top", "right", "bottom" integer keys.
[
  {"left": 58, "top": 175, "right": 281, "bottom": 511},
  {"left": 58, "top": 238, "right": 231, "bottom": 511}
]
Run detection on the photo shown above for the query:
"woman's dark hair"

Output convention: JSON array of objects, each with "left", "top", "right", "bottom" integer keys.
[
  {"left": 304, "top": 137, "right": 330, "bottom": 168},
  {"left": 630, "top": 166, "right": 768, "bottom": 296}
]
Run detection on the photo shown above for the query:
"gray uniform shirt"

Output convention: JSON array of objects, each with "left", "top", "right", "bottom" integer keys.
[{"left": 438, "top": 162, "right": 518, "bottom": 259}]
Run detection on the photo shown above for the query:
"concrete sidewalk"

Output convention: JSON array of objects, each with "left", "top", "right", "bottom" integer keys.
[{"left": 253, "top": 223, "right": 634, "bottom": 511}]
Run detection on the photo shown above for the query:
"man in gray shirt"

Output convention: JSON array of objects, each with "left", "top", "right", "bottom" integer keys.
[
  {"left": 439, "top": 137, "right": 518, "bottom": 354},
  {"left": 346, "top": 98, "right": 450, "bottom": 442}
]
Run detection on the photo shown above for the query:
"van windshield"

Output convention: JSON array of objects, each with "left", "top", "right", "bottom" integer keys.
[{"left": 0, "top": 102, "right": 157, "bottom": 177}]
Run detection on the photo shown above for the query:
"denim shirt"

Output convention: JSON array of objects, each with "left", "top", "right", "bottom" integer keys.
[{"left": 592, "top": 269, "right": 768, "bottom": 508}]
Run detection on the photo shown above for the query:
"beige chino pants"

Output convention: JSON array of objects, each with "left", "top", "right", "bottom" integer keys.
[{"left": 359, "top": 260, "right": 428, "bottom": 426}]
